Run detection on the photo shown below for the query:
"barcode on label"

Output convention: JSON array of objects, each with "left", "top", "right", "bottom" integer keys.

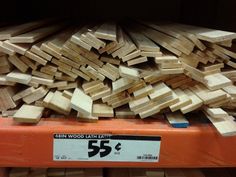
[{"left": 137, "top": 156, "right": 158, "bottom": 160}]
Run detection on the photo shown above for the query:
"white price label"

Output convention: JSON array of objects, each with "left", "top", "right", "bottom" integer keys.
[{"left": 53, "top": 134, "right": 161, "bottom": 162}]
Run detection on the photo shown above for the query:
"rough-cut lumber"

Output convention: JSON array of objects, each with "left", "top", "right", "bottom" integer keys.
[
  {"left": 71, "top": 88, "right": 93, "bottom": 115},
  {"left": 6, "top": 70, "right": 32, "bottom": 84},
  {"left": 95, "top": 23, "right": 117, "bottom": 41},
  {"left": 13, "top": 104, "right": 44, "bottom": 123},
  {"left": 92, "top": 103, "right": 114, "bottom": 117}
]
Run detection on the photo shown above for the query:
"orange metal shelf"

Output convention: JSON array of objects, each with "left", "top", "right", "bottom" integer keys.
[{"left": 0, "top": 117, "right": 236, "bottom": 168}]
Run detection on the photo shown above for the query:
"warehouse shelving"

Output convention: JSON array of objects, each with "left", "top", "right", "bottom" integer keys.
[{"left": 0, "top": 118, "right": 236, "bottom": 167}]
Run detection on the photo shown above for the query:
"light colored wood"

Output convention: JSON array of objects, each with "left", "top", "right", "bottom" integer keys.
[
  {"left": 95, "top": 23, "right": 116, "bottom": 41},
  {"left": 2, "top": 40, "right": 30, "bottom": 55},
  {"left": 112, "top": 77, "right": 134, "bottom": 93},
  {"left": 62, "top": 90, "right": 73, "bottom": 99},
  {"left": 180, "top": 89, "right": 203, "bottom": 114},
  {"left": 31, "top": 45, "right": 52, "bottom": 61},
  {"left": 222, "top": 85, "right": 236, "bottom": 97},
  {"left": 0, "top": 41, "right": 16, "bottom": 55},
  {"left": 141, "top": 51, "right": 162, "bottom": 57},
  {"left": 127, "top": 56, "right": 148, "bottom": 66},
  {"left": 149, "top": 82, "right": 172, "bottom": 101},
  {"left": 57, "top": 82, "right": 78, "bottom": 90},
  {"left": 190, "top": 84, "right": 227, "bottom": 104},
  {"left": 92, "top": 103, "right": 114, "bottom": 117},
  {"left": 0, "top": 20, "right": 52, "bottom": 40},
  {"left": 128, "top": 30, "right": 160, "bottom": 52},
  {"left": 204, "top": 107, "right": 228, "bottom": 118},
  {"left": 10, "top": 24, "right": 64, "bottom": 43},
  {"left": 204, "top": 73, "right": 232, "bottom": 90},
  {"left": 100, "top": 55, "right": 120, "bottom": 65},
  {"left": 170, "top": 88, "right": 192, "bottom": 112},
  {"left": 0, "top": 75, "right": 16, "bottom": 86},
  {"left": 129, "top": 96, "right": 150, "bottom": 111},
  {"left": 6, "top": 70, "right": 32, "bottom": 84},
  {"left": 23, "top": 86, "right": 48, "bottom": 104},
  {"left": 40, "top": 43, "right": 61, "bottom": 59},
  {"left": 119, "top": 65, "right": 139, "bottom": 80},
  {"left": 13, "top": 104, "right": 44, "bottom": 123},
  {"left": 8, "top": 55, "right": 29, "bottom": 73},
  {"left": 122, "top": 50, "right": 141, "bottom": 62},
  {"left": 48, "top": 91, "right": 71, "bottom": 115},
  {"left": 31, "top": 76, "right": 54, "bottom": 86},
  {"left": 20, "top": 55, "right": 38, "bottom": 70},
  {"left": 133, "top": 85, "right": 154, "bottom": 99},
  {"left": 204, "top": 113, "right": 236, "bottom": 136},
  {"left": 25, "top": 51, "right": 47, "bottom": 65},
  {"left": 77, "top": 112, "right": 98, "bottom": 122},
  {"left": 13, "top": 87, "right": 35, "bottom": 101},
  {"left": 90, "top": 86, "right": 111, "bottom": 101},
  {"left": 71, "top": 88, "right": 93, "bottom": 115},
  {"left": 48, "top": 81, "right": 67, "bottom": 88},
  {"left": 32, "top": 70, "right": 54, "bottom": 79}
]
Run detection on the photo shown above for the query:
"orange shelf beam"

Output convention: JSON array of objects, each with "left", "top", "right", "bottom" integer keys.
[{"left": 0, "top": 118, "right": 236, "bottom": 168}]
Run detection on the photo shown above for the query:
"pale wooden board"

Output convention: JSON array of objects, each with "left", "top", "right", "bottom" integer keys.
[
  {"left": 94, "top": 23, "right": 117, "bottom": 41},
  {"left": 12, "top": 87, "right": 35, "bottom": 101},
  {"left": 30, "top": 45, "right": 52, "bottom": 61},
  {"left": 204, "top": 107, "right": 228, "bottom": 118},
  {"left": 170, "top": 88, "right": 192, "bottom": 112},
  {"left": 23, "top": 86, "right": 48, "bottom": 104},
  {"left": 112, "top": 77, "right": 134, "bottom": 93},
  {"left": 133, "top": 85, "right": 154, "bottom": 99},
  {"left": 13, "top": 104, "right": 44, "bottom": 123},
  {"left": 129, "top": 96, "right": 150, "bottom": 111},
  {"left": 204, "top": 73, "right": 232, "bottom": 90},
  {"left": 48, "top": 91, "right": 71, "bottom": 115},
  {"left": 122, "top": 50, "right": 141, "bottom": 62},
  {"left": 0, "top": 75, "right": 16, "bottom": 86},
  {"left": 31, "top": 76, "right": 54, "bottom": 86},
  {"left": 25, "top": 51, "right": 47, "bottom": 65},
  {"left": 149, "top": 82, "right": 172, "bottom": 101},
  {"left": 20, "top": 55, "right": 38, "bottom": 70},
  {"left": 10, "top": 23, "right": 65, "bottom": 43},
  {"left": 119, "top": 65, "right": 140, "bottom": 80},
  {"left": 127, "top": 56, "right": 148, "bottom": 66},
  {"left": 190, "top": 84, "right": 227, "bottom": 104},
  {"left": 0, "top": 41, "right": 16, "bottom": 55},
  {"left": 6, "top": 70, "right": 32, "bottom": 84},
  {"left": 92, "top": 103, "right": 114, "bottom": 117},
  {"left": 0, "top": 20, "right": 52, "bottom": 40},
  {"left": 8, "top": 55, "right": 29, "bottom": 73},
  {"left": 180, "top": 89, "right": 203, "bottom": 114},
  {"left": 71, "top": 88, "right": 93, "bottom": 115},
  {"left": 204, "top": 113, "right": 236, "bottom": 136},
  {"left": 128, "top": 30, "right": 160, "bottom": 52},
  {"left": 100, "top": 55, "right": 120, "bottom": 65},
  {"left": 3, "top": 40, "right": 31, "bottom": 55},
  {"left": 222, "top": 85, "right": 236, "bottom": 97},
  {"left": 90, "top": 86, "right": 111, "bottom": 101}
]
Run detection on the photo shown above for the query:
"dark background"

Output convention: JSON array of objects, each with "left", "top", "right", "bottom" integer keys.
[{"left": 1, "top": 0, "right": 235, "bottom": 31}]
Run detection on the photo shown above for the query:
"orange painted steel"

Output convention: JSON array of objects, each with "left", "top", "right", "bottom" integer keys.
[{"left": 0, "top": 118, "right": 236, "bottom": 167}]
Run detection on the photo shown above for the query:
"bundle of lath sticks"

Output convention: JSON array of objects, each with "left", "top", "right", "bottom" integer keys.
[
  {"left": 8, "top": 167, "right": 216, "bottom": 177},
  {"left": 0, "top": 19, "right": 236, "bottom": 135}
]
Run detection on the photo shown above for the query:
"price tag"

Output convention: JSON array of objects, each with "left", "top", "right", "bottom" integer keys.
[{"left": 53, "top": 134, "right": 161, "bottom": 162}]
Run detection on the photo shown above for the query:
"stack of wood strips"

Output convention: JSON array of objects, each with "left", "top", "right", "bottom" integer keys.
[
  {"left": 8, "top": 167, "right": 233, "bottom": 177},
  {"left": 1, "top": 20, "right": 236, "bottom": 135}
]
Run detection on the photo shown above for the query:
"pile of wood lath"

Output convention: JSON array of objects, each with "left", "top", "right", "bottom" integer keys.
[
  {"left": 1, "top": 19, "right": 236, "bottom": 135},
  {"left": 8, "top": 167, "right": 220, "bottom": 177}
]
